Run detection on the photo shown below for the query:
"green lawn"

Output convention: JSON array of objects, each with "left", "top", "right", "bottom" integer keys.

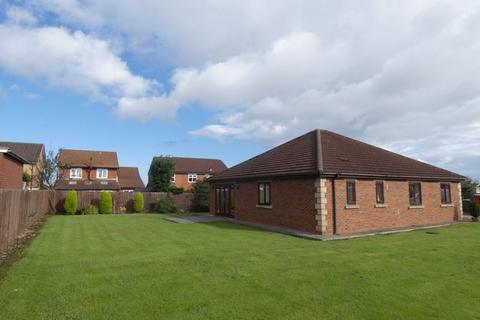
[{"left": 0, "top": 215, "right": 479, "bottom": 320}]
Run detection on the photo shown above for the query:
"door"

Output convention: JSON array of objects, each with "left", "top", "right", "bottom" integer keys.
[{"left": 215, "top": 184, "right": 234, "bottom": 217}]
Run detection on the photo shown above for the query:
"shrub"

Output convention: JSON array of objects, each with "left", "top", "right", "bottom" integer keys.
[
  {"left": 22, "top": 171, "right": 32, "bottom": 183},
  {"left": 471, "top": 199, "right": 480, "bottom": 220},
  {"left": 192, "top": 179, "right": 209, "bottom": 212},
  {"left": 153, "top": 194, "right": 177, "bottom": 213},
  {"left": 168, "top": 186, "right": 184, "bottom": 195},
  {"left": 133, "top": 192, "right": 144, "bottom": 213},
  {"left": 64, "top": 190, "right": 78, "bottom": 215},
  {"left": 99, "top": 191, "right": 113, "bottom": 214},
  {"left": 81, "top": 204, "right": 99, "bottom": 215}
]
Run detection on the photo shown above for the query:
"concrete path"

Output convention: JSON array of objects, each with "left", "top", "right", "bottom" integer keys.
[{"left": 164, "top": 215, "right": 230, "bottom": 224}]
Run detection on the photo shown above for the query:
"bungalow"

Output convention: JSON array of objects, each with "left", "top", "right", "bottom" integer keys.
[
  {"left": 55, "top": 149, "right": 121, "bottom": 191},
  {"left": 0, "top": 147, "right": 28, "bottom": 189},
  {"left": 209, "top": 129, "right": 464, "bottom": 237},
  {"left": 0, "top": 141, "right": 45, "bottom": 190},
  {"left": 154, "top": 157, "right": 227, "bottom": 191},
  {"left": 118, "top": 167, "right": 145, "bottom": 192}
]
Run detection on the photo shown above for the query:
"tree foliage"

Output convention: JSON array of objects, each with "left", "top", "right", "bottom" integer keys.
[
  {"left": 147, "top": 156, "right": 175, "bottom": 192},
  {"left": 133, "top": 192, "right": 144, "bottom": 213},
  {"left": 36, "top": 149, "right": 66, "bottom": 189},
  {"left": 461, "top": 177, "right": 479, "bottom": 200},
  {"left": 192, "top": 179, "right": 209, "bottom": 212},
  {"left": 153, "top": 194, "right": 177, "bottom": 213},
  {"left": 99, "top": 191, "right": 113, "bottom": 214},
  {"left": 64, "top": 190, "right": 78, "bottom": 215}
]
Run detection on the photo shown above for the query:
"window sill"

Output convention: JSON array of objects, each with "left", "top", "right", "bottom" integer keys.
[
  {"left": 256, "top": 204, "right": 272, "bottom": 209},
  {"left": 345, "top": 204, "right": 360, "bottom": 209},
  {"left": 375, "top": 204, "right": 388, "bottom": 208},
  {"left": 408, "top": 205, "right": 424, "bottom": 209},
  {"left": 440, "top": 204, "right": 454, "bottom": 207}
]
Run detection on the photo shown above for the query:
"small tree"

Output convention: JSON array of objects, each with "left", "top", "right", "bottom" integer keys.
[
  {"left": 147, "top": 156, "right": 175, "bottom": 192},
  {"left": 471, "top": 198, "right": 480, "bottom": 221},
  {"left": 153, "top": 194, "right": 177, "bottom": 213},
  {"left": 99, "top": 191, "right": 113, "bottom": 214},
  {"left": 133, "top": 192, "right": 144, "bottom": 213},
  {"left": 192, "top": 179, "right": 209, "bottom": 212},
  {"left": 64, "top": 190, "right": 78, "bottom": 215},
  {"left": 22, "top": 171, "right": 32, "bottom": 183},
  {"left": 461, "top": 177, "right": 479, "bottom": 200},
  {"left": 36, "top": 149, "right": 66, "bottom": 189}
]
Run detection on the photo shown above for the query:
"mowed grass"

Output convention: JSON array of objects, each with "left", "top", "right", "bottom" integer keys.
[{"left": 0, "top": 215, "right": 479, "bottom": 320}]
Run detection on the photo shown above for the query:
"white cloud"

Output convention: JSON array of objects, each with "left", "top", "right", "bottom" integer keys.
[
  {"left": 4, "top": 0, "right": 480, "bottom": 177},
  {"left": 6, "top": 6, "right": 38, "bottom": 25},
  {"left": 0, "top": 19, "right": 168, "bottom": 116}
]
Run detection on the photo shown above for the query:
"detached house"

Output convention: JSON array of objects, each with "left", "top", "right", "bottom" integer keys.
[
  {"left": 55, "top": 149, "right": 121, "bottom": 191},
  {"left": 0, "top": 141, "right": 45, "bottom": 189},
  {"left": 149, "top": 156, "right": 227, "bottom": 191},
  {"left": 209, "top": 129, "right": 464, "bottom": 238},
  {"left": 0, "top": 146, "right": 28, "bottom": 189}
]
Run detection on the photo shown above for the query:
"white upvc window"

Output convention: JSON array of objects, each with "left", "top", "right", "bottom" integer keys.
[
  {"left": 171, "top": 174, "right": 176, "bottom": 183},
  {"left": 96, "top": 168, "right": 108, "bottom": 179},
  {"left": 188, "top": 173, "right": 197, "bottom": 183},
  {"left": 70, "top": 168, "right": 82, "bottom": 179}
]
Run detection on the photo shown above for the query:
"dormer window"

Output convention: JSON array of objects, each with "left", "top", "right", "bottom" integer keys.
[
  {"left": 96, "top": 168, "right": 108, "bottom": 179},
  {"left": 70, "top": 168, "right": 82, "bottom": 179}
]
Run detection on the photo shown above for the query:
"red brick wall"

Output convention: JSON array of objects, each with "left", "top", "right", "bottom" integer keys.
[
  {"left": 175, "top": 173, "right": 207, "bottom": 191},
  {"left": 210, "top": 177, "right": 318, "bottom": 233},
  {"left": 0, "top": 153, "right": 24, "bottom": 189},
  {"left": 330, "top": 179, "right": 461, "bottom": 235}
]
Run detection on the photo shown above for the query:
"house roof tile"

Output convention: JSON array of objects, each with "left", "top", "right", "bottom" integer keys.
[
  {"left": 59, "top": 149, "right": 119, "bottom": 168},
  {"left": 118, "top": 167, "right": 145, "bottom": 190},
  {"left": 210, "top": 129, "right": 464, "bottom": 182},
  {"left": 0, "top": 141, "right": 44, "bottom": 164}
]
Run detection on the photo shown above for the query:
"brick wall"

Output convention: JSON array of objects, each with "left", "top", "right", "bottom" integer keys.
[
  {"left": 329, "top": 179, "right": 461, "bottom": 235},
  {"left": 174, "top": 173, "right": 207, "bottom": 191},
  {"left": 211, "top": 177, "right": 318, "bottom": 233},
  {"left": 0, "top": 153, "right": 24, "bottom": 189}
]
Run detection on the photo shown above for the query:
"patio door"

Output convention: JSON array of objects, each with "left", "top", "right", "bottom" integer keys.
[{"left": 215, "top": 184, "right": 234, "bottom": 217}]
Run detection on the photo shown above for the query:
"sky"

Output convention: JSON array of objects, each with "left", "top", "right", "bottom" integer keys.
[{"left": 0, "top": 0, "right": 479, "bottom": 183}]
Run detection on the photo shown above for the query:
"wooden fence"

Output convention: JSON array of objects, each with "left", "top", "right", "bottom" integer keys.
[
  {"left": 0, "top": 190, "right": 194, "bottom": 252},
  {"left": 0, "top": 190, "right": 54, "bottom": 252}
]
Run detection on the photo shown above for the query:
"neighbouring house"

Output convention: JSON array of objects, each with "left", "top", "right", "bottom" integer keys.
[
  {"left": 0, "top": 147, "right": 29, "bottom": 189},
  {"left": 150, "top": 156, "right": 227, "bottom": 191},
  {"left": 0, "top": 141, "right": 45, "bottom": 190},
  {"left": 55, "top": 149, "right": 121, "bottom": 191},
  {"left": 209, "top": 129, "right": 464, "bottom": 238},
  {"left": 474, "top": 186, "right": 480, "bottom": 205},
  {"left": 118, "top": 167, "right": 145, "bottom": 191}
]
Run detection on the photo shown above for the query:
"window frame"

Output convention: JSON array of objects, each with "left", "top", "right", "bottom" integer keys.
[
  {"left": 170, "top": 174, "right": 176, "bottom": 183},
  {"left": 440, "top": 183, "right": 452, "bottom": 204},
  {"left": 409, "top": 182, "right": 422, "bottom": 206},
  {"left": 257, "top": 182, "right": 271, "bottom": 206},
  {"left": 96, "top": 168, "right": 108, "bottom": 179},
  {"left": 187, "top": 173, "right": 198, "bottom": 183},
  {"left": 70, "top": 168, "right": 82, "bottom": 179},
  {"left": 375, "top": 181, "right": 385, "bottom": 204},
  {"left": 346, "top": 180, "right": 356, "bottom": 205}
]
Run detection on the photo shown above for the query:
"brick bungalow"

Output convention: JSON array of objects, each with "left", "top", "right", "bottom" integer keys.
[
  {"left": 0, "top": 147, "right": 29, "bottom": 189},
  {"left": 209, "top": 129, "right": 464, "bottom": 237},
  {"left": 55, "top": 149, "right": 121, "bottom": 191},
  {"left": 0, "top": 141, "right": 45, "bottom": 190}
]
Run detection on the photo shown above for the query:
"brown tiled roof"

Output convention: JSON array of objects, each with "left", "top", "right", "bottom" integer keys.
[
  {"left": 0, "top": 141, "right": 44, "bottom": 164},
  {"left": 152, "top": 157, "right": 227, "bottom": 174},
  {"left": 55, "top": 179, "right": 121, "bottom": 191},
  {"left": 59, "top": 149, "right": 119, "bottom": 168},
  {"left": 118, "top": 167, "right": 145, "bottom": 190},
  {"left": 0, "top": 148, "right": 29, "bottom": 164},
  {"left": 210, "top": 129, "right": 464, "bottom": 182}
]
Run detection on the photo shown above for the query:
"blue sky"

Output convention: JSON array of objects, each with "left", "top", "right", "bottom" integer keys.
[{"left": 0, "top": 0, "right": 479, "bottom": 182}]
